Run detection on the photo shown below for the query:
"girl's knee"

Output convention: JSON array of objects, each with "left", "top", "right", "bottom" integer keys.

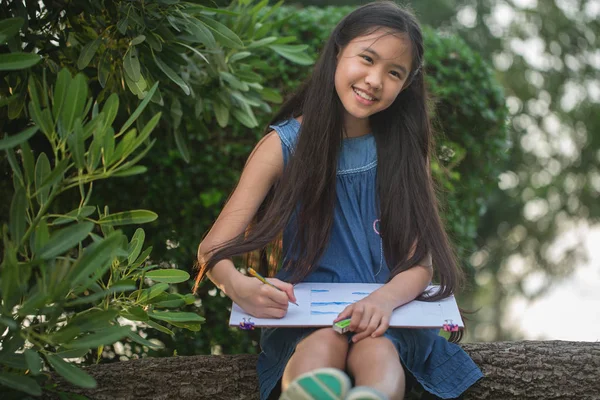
[
  {"left": 296, "top": 327, "right": 349, "bottom": 358},
  {"left": 347, "top": 336, "right": 401, "bottom": 371}
]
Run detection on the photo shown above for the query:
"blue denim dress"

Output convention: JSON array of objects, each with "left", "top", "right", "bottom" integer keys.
[{"left": 257, "top": 118, "right": 483, "bottom": 399}]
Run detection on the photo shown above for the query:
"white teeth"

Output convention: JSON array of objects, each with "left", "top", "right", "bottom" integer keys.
[{"left": 353, "top": 88, "right": 375, "bottom": 101}]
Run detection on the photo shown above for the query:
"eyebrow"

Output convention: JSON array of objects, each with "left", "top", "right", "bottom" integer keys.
[{"left": 360, "top": 47, "right": 409, "bottom": 76}]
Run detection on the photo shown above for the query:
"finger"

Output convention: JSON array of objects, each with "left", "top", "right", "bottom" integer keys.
[
  {"left": 349, "top": 304, "right": 364, "bottom": 332},
  {"left": 260, "top": 285, "right": 289, "bottom": 307},
  {"left": 258, "top": 307, "right": 288, "bottom": 319},
  {"left": 269, "top": 279, "right": 297, "bottom": 304},
  {"left": 356, "top": 309, "right": 373, "bottom": 332},
  {"left": 371, "top": 316, "right": 390, "bottom": 338},
  {"left": 353, "top": 315, "right": 380, "bottom": 342},
  {"left": 334, "top": 304, "right": 354, "bottom": 323}
]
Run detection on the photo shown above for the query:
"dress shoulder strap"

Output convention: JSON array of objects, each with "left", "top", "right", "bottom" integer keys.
[{"left": 269, "top": 118, "right": 301, "bottom": 166}]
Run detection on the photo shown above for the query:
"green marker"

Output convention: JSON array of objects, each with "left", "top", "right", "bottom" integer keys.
[{"left": 333, "top": 318, "right": 351, "bottom": 334}]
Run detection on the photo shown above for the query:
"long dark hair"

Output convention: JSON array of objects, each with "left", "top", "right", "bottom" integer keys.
[{"left": 195, "top": 1, "right": 464, "bottom": 337}]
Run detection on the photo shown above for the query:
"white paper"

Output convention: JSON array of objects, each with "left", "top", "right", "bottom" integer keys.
[{"left": 229, "top": 283, "right": 463, "bottom": 329}]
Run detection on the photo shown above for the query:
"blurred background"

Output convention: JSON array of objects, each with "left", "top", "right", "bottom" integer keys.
[{"left": 1, "top": 0, "right": 598, "bottom": 375}]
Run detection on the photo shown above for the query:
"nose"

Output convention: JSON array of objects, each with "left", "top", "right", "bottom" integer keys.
[{"left": 364, "top": 70, "right": 383, "bottom": 91}]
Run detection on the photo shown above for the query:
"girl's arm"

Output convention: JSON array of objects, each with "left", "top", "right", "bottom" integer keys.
[
  {"left": 198, "top": 131, "right": 296, "bottom": 317},
  {"left": 335, "top": 260, "right": 433, "bottom": 342},
  {"left": 370, "top": 264, "right": 433, "bottom": 309}
]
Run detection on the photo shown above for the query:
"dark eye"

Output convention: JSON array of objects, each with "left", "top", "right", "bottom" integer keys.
[
  {"left": 390, "top": 71, "right": 402, "bottom": 79},
  {"left": 361, "top": 55, "right": 373, "bottom": 63}
]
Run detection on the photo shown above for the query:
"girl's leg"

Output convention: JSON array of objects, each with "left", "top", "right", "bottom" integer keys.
[
  {"left": 281, "top": 327, "right": 350, "bottom": 391},
  {"left": 346, "top": 337, "right": 406, "bottom": 400}
]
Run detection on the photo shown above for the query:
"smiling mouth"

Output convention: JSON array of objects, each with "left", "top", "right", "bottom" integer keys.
[{"left": 352, "top": 87, "right": 377, "bottom": 101}]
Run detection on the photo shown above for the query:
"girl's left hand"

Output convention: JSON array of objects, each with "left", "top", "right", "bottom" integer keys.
[{"left": 333, "top": 291, "right": 395, "bottom": 343}]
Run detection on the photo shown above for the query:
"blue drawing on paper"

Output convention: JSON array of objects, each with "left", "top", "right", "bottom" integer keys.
[
  {"left": 311, "top": 311, "right": 339, "bottom": 315},
  {"left": 311, "top": 289, "right": 329, "bottom": 293},
  {"left": 352, "top": 292, "right": 370, "bottom": 295},
  {"left": 311, "top": 302, "right": 353, "bottom": 307}
]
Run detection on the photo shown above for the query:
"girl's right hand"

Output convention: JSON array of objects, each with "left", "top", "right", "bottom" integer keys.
[{"left": 231, "top": 274, "right": 297, "bottom": 319}]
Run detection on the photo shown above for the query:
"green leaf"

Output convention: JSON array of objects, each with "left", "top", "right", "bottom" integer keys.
[
  {"left": 197, "top": 16, "right": 243, "bottom": 49},
  {"left": 53, "top": 309, "right": 119, "bottom": 343},
  {"left": 130, "top": 35, "right": 146, "bottom": 45},
  {"left": 171, "top": 97, "right": 182, "bottom": 130},
  {"left": 59, "top": 73, "right": 88, "bottom": 136},
  {"left": 269, "top": 44, "right": 313, "bottom": 65},
  {"left": 145, "top": 320, "right": 174, "bottom": 335},
  {"left": 68, "top": 231, "right": 122, "bottom": 288},
  {"left": 100, "top": 93, "right": 119, "bottom": 135},
  {"left": 117, "top": 17, "right": 128, "bottom": 35},
  {"left": 65, "top": 284, "right": 137, "bottom": 306},
  {"left": 127, "top": 228, "right": 145, "bottom": 265},
  {"left": 66, "top": 325, "right": 131, "bottom": 349},
  {"left": 55, "top": 348, "right": 90, "bottom": 359},
  {"left": 28, "top": 98, "right": 54, "bottom": 138},
  {"left": 124, "top": 71, "right": 147, "bottom": 97},
  {"left": 174, "top": 129, "right": 190, "bottom": 163},
  {"left": 0, "top": 372, "right": 42, "bottom": 396},
  {"left": 53, "top": 68, "right": 71, "bottom": 121},
  {"left": 38, "top": 221, "right": 94, "bottom": 259},
  {"left": 31, "top": 219, "right": 49, "bottom": 254},
  {"left": 124, "top": 47, "right": 141, "bottom": 82},
  {"left": 0, "top": 316, "right": 18, "bottom": 330},
  {"left": 9, "top": 183, "right": 26, "bottom": 242},
  {"left": 52, "top": 206, "right": 96, "bottom": 226},
  {"left": 112, "top": 165, "right": 147, "bottom": 177},
  {"left": 0, "top": 353, "right": 28, "bottom": 369},
  {"left": 98, "top": 210, "right": 157, "bottom": 226},
  {"left": 0, "top": 17, "right": 24, "bottom": 44},
  {"left": 247, "top": 36, "right": 277, "bottom": 48},
  {"left": 24, "top": 349, "right": 42, "bottom": 375},
  {"left": 168, "top": 320, "right": 202, "bottom": 331},
  {"left": 213, "top": 101, "right": 229, "bottom": 128},
  {"left": 145, "top": 269, "right": 190, "bottom": 283},
  {"left": 46, "top": 354, "right": 97, "bottom": 389},
  {"left": 153, "top": 55, "right": 190, "bottom": 95},
  {"left": 127, "top": 331, "right": 164, "bottom": 349},
  {"left": 137, "top": 282, "right": 169, "bottom": 303},
  {"left": 151, "top": 294, "right": 186, "bottom": 308},
  {"left": 219, "top": 71, "right": 248, "bottom": 91},
  {"left": 261, "top": 88, "right": 283, "bottom": 103},
  {"left": 149, "top": 311, "right": 204, "bottom": 323},
  {"left": 174, "top": 41, "right": 208, "bottom": 63},
  {"left": 229, "top": 51, "right": 251, "bottom": 63},
  {"left": 98, "top": 50, "right": 110, "bottom": 88},
  {"left": 120, "top": 306, "right": 148, "bottom": 321},
  {"left": 77, "top": 37, "right": 102, "bottom": 70},
  {"left": 232, "top": 106, "right": 258, "bottom": 128},
  {"left": 68, "top": 120, "right": 86, "bottom": 169},
  {"left": 118, "top": 82, "right": 158, "bottom": 135},
  {"left": 185, "top": 19, "right": 216, "bottom": 48},
  {"left": 0, "top": 52, "right": 41, "bottom": 71},
  {"left": 36, "top": 158, "right": 68, "bottom": 195},
  {"left": 0, "top": 126, "right": 38, "bottom": 150},
  {"left": 34, "top": 152, "right": 51, "bottom": 206}
]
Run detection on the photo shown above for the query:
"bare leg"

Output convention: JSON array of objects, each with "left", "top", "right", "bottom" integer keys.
[
  {"left": 347, "top": 337, "right": 406, "bottom": 400},
  {"left": 281, "top": 328, "right": 350, "bottom": 391}
]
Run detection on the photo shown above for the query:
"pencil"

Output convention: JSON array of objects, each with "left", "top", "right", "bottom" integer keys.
[{"left": 248, "top": 268, "right": 299, "bottom": 306}]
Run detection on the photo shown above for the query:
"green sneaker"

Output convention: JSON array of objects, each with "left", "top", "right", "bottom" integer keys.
[
  {"left": 279, "top": 367, "right": 352, "bottom": 400},
  {"left": 344, "top": 386, "right": 389, "bottom": 400}
]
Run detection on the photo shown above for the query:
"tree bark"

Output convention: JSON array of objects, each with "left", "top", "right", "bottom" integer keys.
[{"left": 43, "top": 341, "right": 600, "bottom": 400}]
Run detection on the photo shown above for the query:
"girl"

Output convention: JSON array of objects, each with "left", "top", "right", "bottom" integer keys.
[{"left": 195, "top": 2, "right": 483, "bottom": 399}]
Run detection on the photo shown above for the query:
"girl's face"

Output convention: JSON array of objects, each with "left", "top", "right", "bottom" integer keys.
[{"left": 335, "top": 29, "right": 413, "bottom": 135}]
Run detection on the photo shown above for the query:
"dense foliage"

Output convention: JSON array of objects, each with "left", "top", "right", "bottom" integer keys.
[{"left": 0, "top": 0, "right": 311, "bottom": 396}]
